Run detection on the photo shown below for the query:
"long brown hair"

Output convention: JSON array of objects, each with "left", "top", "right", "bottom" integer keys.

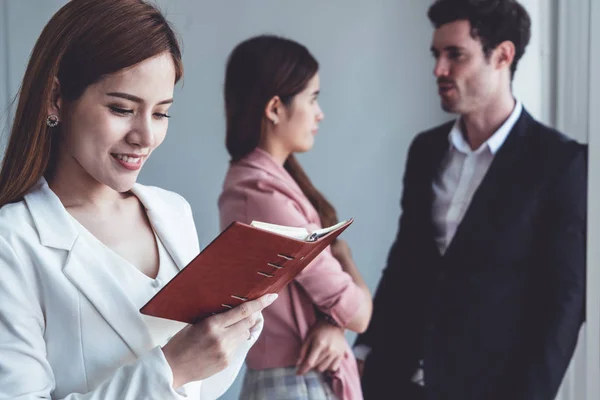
[
  {"left": 0, "top": 0, "right": 183, "bottom": 207},
  {"left": 224, "top": 35, "right": 338, "bottom": 228}
]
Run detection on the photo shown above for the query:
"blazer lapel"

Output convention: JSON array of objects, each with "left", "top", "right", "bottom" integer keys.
[
  {"left": 63, "top": 238, "right": 153, "bottom": 357},
  {"left": 228, "top": 148, "right": 323, "bottom": 226},
  {"left": 423, "top": 127, "right": 453, "bottom": 258},
  {"left": 25, "top": 179, "right": 152, "bottom": 357},
  {"left": 442, "top": 110, "right": 533, "bottom": 261}
]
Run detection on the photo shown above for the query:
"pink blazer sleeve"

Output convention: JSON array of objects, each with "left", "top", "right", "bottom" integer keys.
[{"left": 242, "top": 182, "right": 365, "bottom": 328}]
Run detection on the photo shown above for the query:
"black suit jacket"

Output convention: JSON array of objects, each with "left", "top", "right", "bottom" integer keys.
[{"left": 356, "top": 110, "right": 587, "bottom": 400}]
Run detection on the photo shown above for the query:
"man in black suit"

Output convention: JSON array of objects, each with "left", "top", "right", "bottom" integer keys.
[{"left": 354, "top": 1, "right": 587, "bottom": 399}]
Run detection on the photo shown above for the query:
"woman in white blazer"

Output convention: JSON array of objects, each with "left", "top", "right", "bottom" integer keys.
[{"left": 0, "top": 1, "right": 277, "bottom": 399}]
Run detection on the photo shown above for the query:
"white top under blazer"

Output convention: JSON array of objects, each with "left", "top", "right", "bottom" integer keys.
[{"left": 0, "top": 178, "right": 263, "bottom": 399}]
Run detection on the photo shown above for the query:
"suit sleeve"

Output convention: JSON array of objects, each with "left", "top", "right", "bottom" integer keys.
[
  {"left": 354, "top": 135, "right": 424, "bottom": 350},
  {"left": 507, "top": 144, "right": 587, "bottom": 400}
]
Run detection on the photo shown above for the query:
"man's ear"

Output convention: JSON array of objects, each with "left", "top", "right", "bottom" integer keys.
[
  {"left": 494, "top": 40, "right": 516, "bottom": 72},
  {"left": 264, "top": 95, "right": 282, "bottom": 125},
  {"left": 47, "top": 77, "right": 63, "bottom": 119}
]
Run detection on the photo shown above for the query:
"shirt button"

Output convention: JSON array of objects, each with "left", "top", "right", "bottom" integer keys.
[{"left": 152, "top": 278, "right": 162, "bottom": 288}]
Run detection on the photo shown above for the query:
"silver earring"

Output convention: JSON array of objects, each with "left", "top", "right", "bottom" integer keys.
[
  {"left": 272, "top": 119, "right": 278, "bottom": 125},
  {"left": 46, "top": 114, "right": 59, "bottom": 128}
]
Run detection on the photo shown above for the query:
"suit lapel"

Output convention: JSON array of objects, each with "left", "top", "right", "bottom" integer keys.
[
  {"left": 25, "top": 179, "right": 153, "bottom": 357},
  {"left": 422, "top": 126, "right": 453, "bottom": 258},
  {"left": 63, "top": 238, "right": 153, "bottom": 357},
  {"left": 442, "top": 111, "right": 533, "bottom": 261},
  {"left": 26, "top": 179, "right": 199, "bottom": 358}
]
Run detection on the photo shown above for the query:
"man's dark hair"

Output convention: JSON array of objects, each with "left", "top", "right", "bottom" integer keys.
[{"left": 428, "top": 0, "right": 531, "bottom": 79}]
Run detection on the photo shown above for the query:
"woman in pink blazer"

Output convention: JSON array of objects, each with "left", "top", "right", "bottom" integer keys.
[{"left": 218, "top": 35, "right": 373, "bottom": 400}]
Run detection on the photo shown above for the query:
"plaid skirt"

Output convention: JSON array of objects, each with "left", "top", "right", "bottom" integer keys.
[{"left": 239, "top": 367, "right": 339, "bottom": 400}]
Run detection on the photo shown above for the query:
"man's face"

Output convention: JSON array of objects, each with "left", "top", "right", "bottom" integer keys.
[{"left": 430, "top": 20, "right": 501, "bottom": 114}]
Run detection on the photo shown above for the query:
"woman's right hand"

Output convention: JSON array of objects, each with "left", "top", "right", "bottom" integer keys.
[
  {"left": 162, "top": 293, "right": 278, "bottom": 388},
  {"left": 296, "top": 318, "right": 347, "bottom": 375}
]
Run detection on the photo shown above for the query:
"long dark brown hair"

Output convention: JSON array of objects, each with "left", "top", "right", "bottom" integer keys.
[
  {"left": 224, "top": 35, "right": 338, "bottom": 228},
  {"left": 0, "top": 0, "right": 183, "bottom": 207}
]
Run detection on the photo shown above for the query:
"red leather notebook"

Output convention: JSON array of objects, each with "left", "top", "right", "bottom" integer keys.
[{"left": 140, "top": 219, "right": 353, "bottom": 323}]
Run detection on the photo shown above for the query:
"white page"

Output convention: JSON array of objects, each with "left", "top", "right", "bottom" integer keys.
[{"left": 250, "top": 221, "right": 309, "bottom": 240}]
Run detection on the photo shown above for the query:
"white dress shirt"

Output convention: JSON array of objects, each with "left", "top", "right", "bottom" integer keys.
[
  {"left": 354, "top": 101, "right": 523, "bottom": 386},
  {"left": 432, "top": 101, "right": 522, "bottom": 254}
]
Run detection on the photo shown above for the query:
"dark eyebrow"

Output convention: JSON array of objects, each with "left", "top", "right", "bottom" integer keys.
[
  {"left": 106, "top": 92, "right": 173, "bottom": 105},
  {"left": 312, "top": 90, "right": 320, "bottom": 97},
  {"left": 430, "top": 45, "right": 465, "bottom": 53}
]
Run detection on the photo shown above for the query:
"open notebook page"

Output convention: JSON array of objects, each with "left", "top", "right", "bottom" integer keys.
[{"left": 250, "top": 220, "right": 349, "bottom": 241}]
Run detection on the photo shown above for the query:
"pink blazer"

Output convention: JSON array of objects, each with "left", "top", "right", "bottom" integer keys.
[{"left": 218, "top": 148, "right": 364, "bottom": 400}]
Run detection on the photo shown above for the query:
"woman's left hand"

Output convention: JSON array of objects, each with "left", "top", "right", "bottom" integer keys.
[{"left": 296, "top": 318, "right": 347, "bottom": 375}]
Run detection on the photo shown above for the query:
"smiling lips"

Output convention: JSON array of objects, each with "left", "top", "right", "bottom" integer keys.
[{"left": 111, "top": 153, "right": 145, "bottom": 171}]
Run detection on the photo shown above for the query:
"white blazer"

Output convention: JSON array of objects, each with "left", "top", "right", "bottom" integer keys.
[{"left": 0, "top": 179, "right": 262, "bottom": 399}]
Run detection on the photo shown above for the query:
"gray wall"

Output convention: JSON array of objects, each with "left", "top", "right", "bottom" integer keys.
[
  {"left": 4, "top": 1, "right": 593, "bottom": 399},
  {"left": 0, "top": 1, "right": 453, "bottom": 398},
  {"left": 143, "top": 3, "right": 449, "bottom": 396},
  {"left": 0, "top": 1, "right": 7, "bottom": 131},
  {"left": 144, "top": 0, "right": 448, "bottom": 287},
  {"left": 585, "top": 0, "right": 600, "bottom": 397},
  {"left": 0, "top": 0, "right": 68, "bottom": 136}
]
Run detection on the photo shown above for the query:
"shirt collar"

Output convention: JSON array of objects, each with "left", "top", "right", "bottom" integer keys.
[
  {"left": 236, "top": 147, "right": 304, "bottom": 189},
  {"left": 449, "top": 100, "right": 523, "bottom": 155}
]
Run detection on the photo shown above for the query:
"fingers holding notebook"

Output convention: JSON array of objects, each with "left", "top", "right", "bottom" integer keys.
[
  {"left": 218, "top": 293, "right": 278, "bottom": 328},
  {"left": 162, "top": 293, "right": 278, "bottom": 388}
]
